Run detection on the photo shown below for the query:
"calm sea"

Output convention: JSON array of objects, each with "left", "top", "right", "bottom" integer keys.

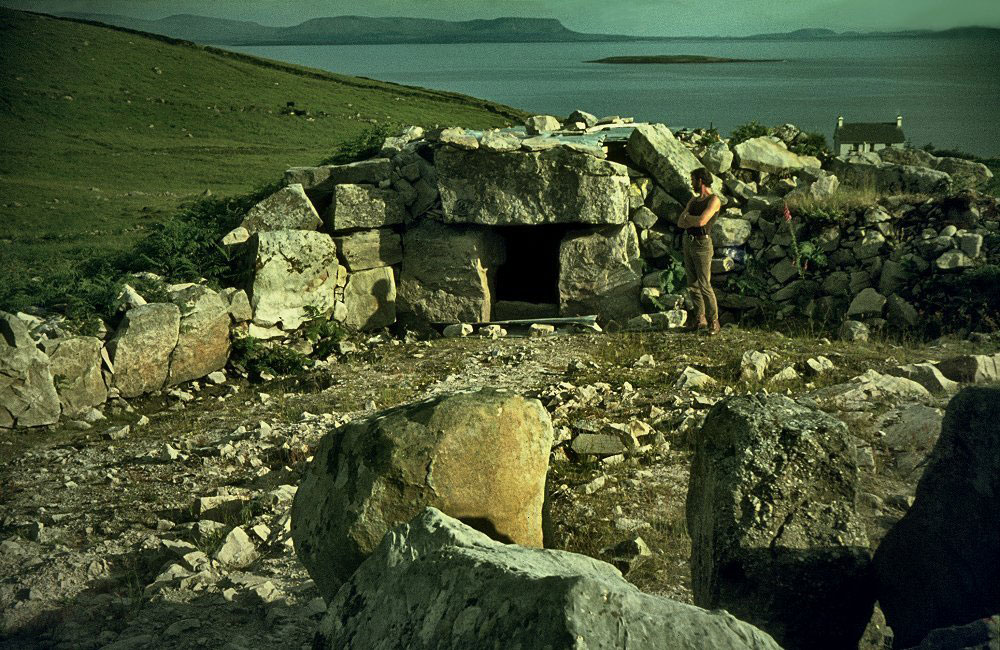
[{"left": 230, "top": 36, "right": 1000, "bottom": 156}]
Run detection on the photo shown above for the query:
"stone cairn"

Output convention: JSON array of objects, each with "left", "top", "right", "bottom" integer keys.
[{"left": 2, "top": 111, "right": 997, "bottom": 429}]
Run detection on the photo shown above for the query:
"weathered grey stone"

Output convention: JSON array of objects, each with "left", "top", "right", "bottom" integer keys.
[
  {"left": 342, "top": 267, "right": 396, "bottom": 331},
  {"left": 236, "top": 183, "right": 321, "bottom": 236},
  {"left": 935, "top": 250, "right": 974, "bottom": 270},
  {"left": 879, "top": 259, "right": 911, "bottom": 295},
  {"left": 525, "top": 114, "right": 561, "bottom": 134},
  {"left": 568, "top": 109, "right": 598, "bottom": 128},
  {"left": 631, "top": 205, "right": 659, "bottom": 230},
  {"left": 326, "top": 184, "right": 405, "bottom": 232},
  {"left": 811, "top": 369, "right": 931, "bottom": 410},
  {"left": 442, "top": 323, "right": 473, "bottom": 338},
  {"left": 741, "top": 350, "right": 772, "bottom": 382},
  {"left": 885, "top": 364, "right": 957, "bottom": 397},
  {"left": 435, "top": 147, "right": 630, "bottom": 225},
  {"left": 314, "top": 508, "right": 782, "bottom": 650},
  {"left": 934, "top": 156, "right": 994, "bottom": 190},
  {"left": 956, "top": 233, "right": 983, "bottom": 258},
  {"left": 219, "top": 288, "right": 252, "bottom": 323},
  {"left": 108, "top": 304, "right": 180, "bottom": 399},
  {"left": 936, "top": 354, "right": 1000, "bottom": 384},
  {"left": 712, "top": 217, "right": 752, "bottom": 247},
  {"left": 886, "top": 294, "right": 919, "bottom": 328},
  {"left": 676, "top": 366, "right": 716, "bottom": 390},
  {"left": 907, "top": 615, "right": 1000, "bottom": 650},
  {"left": 437, "top": 127, "right": 479, "bottom": 150},
  {"left": 244, "top": 230, "right": 346, "bottom": 332},
  {"left": 398, "top": 221, "right": 504, "bottom": 323},
  {"left": 848, "top": 287, "right": 886, "bottom": 318},
  {"left": 849, "top": 270, "right": 872, "bottom": 295},
  {"left": 823, "top": 271, "right": 851, "bottom": 297},
  {"left": 702, "top": 141, "right": 734, "bottom": 175},
  {"left": 712, "top": 257, "right": 736, "bottom": 274},
  {"left": 839, "top": 320, "right": 870, "bottom": 342},
  {"left": 571, "top": 432, "right": 627, "bottom": 456},
  {"left": 558, "top": 224, "right": 643, "bottom": 322},
  {"left": 733, "top": 137, "right": 821, "bottom": 175},
  {"left": 883, "top": 405, "right": 943, "bottom": 452},
  {"left": 479, "top": 130, "right": 521, "bottom": 153},
  {"left": 284, "top": 159, "right": 393, "bottom": 194},
  {"left": 873, "top": 388, "right": 1000, "bottom": 648},
  {"left": 40, "top": 337, "right": 107, "bottom": 417},
  {"left": 215, "top": 527, "right": 256, "bottom": 568},
  {"left": 332, "top": 229, "right": 402, "bottom": 271},
  {"left": 626, "top": 124, "right": 702, "bottom": 203},
  {"left": 0, "top": 313, "right": 60, "bottom": 428},
  {"left": 646, "top": 185, "right": 685, "bottom": 224},
  {"left": 854, "top": 230, "right": 886, "bottom": 260},
  {"left": 291, "top": 389, "right": 554, "bottom": 598},
  {"left": 830, "top": 158, "right": 952, "bottom": 195},
  {"left": 166, "top": 285, "right": 230, "bottom": 386},
  {"left": 626, "top": 310, "right": 687, "bottom": 331},
  {"left": 770, "top": 258, "right": 800, "bottom": 284},
  {"left": 687, "top": 394, "right": 874, "bottom": 650}
]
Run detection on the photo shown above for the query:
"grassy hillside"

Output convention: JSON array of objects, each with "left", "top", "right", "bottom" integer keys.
[{"left": 0, "top": 8, "right": 527, "bottom": 313}]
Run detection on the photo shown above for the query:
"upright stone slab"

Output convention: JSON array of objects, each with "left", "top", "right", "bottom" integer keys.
[
  {"left": 40, "top": 336, "right": 107, "bottom": 417},
  {"left": 326, "top": 184, "right": 405, "bottom": 232},
  {"left": 873, "top": 387, "right": 1000, "bottom": 648},
  {"left": 626, "top": 123, "right": 702, "bottom": 203},
  {"left": 342, "top": 267, "right": 397, "bottom": 331},
  {"left": 686, "top": 394, "right": 874, "bottom": 650},
  {"left": 108, "top": 303, "right": 181, "bottom": 399},
  {"left": 434, "top": 146, "right": 630, "bottom": 225},
  {"left": 314, "top": 508, "right": 782, "bottom": 650},
  {"left": 0, "top": 312, "right": 60, "bottom": 428},
  {"left": 332, "top": 229, "right": 402, "bottom": 271},
  {"left": 236, "top": 183, "right": 321, "bottom": 235},
  {"left": 558, "top": 223, "right": 643, "bottom": 323},
  {"left": 244, "top": 230, "right": 345, "bottom": 333},
  {"left": 166, "top": 285, "right": 231, "bottom": 386},
  {"left": 291, "top": 389, "right": 554, "bottom": 598},
  {"left": 397, "top": 220, "right": 505, "bottom": 323}
]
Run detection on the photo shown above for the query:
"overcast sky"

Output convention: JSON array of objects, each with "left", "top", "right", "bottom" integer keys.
[{"left": 7, "top": 0, "right": 1000, "bottom": 36}]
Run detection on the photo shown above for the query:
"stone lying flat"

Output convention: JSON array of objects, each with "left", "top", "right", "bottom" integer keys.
[
  {"left": 733, "top": 136, "right": 821, "bottom": 174},
  {"left": 886, "top": 363, "right": 959, "bottom": 395},
  {"left": 811, "top": 369, "right": 930, "bottom": 410},
  {"left": 166, "top": 285, "right": 230, "bottom": 386},
  {"left": 291, "top": 389, "right": 553, "bottom": 598},
  {"left": 935, "top": 354, "right": 1000, "bottom": 384},
  {"left": 0, "top": 312, "right": 60, "bottom": 428},
  {"left": 235, "top": 183, "right": 321, "bottom": 236},
  {"left": 332, "top": 229, "right": 401, "bottom": 271},
  {"left": 435, "top": 146, "right": 630, "bottom": 225},
  {"left": 284, "top": 159, "right": 393, "bottom": 195},
  {"left": 626, "top": 123, "right": 702, "bottom": 203},
  {"left": 314, "top": 508, "right": 782, "bottom": 650},
  {"left": 326, "top": 184, "right": 405, "bottom": 232},
  {"left": 40, "top": 336, "right": 107, "bottom": 417},
  {"left": 108, "top": 303, "right": 181, "bottom": 399},
  {"left": 558, "top": 223, "right": 643, "bottom": 322},
  {"left": 342, "top": 267, "right": 396, "bottom": 331},
  {"left": 874, "top": 387, "right": 1000, "bottom": 648},
  {"left": 687, "top": 394, "right": 874, "bottom": 650}
]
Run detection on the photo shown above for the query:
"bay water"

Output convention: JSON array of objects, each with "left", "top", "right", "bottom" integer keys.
[{"left": 231, "top": 35, "right": 1000, "bottom": 156}]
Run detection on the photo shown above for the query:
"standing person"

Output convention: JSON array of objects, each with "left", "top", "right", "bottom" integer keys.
[{"left": 677, "top": 168, "right": 722, "bottom": 335}]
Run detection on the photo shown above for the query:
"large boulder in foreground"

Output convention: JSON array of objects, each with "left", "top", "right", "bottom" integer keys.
[
  {"left": 107, "top": 303, "right": 180, "bottom": 399},
  {"left": 873, "top": 387, "right": 1000, "bottom": 648},
  {"left": 434, "top": 146, "right": 631, "bottom": 225},
  {"left": 244, "top": 230, "right": 346, "bottom": 333},
  {"left": 733, "top": 137, "right": 821, "bottom": 175},
  {"left": 314, "top": 508, "right": 782, "bottom": 650},
  {"left": 558, "top": 223, "right": 643, "bottom": 323},
  {"left": 40, "top": 336, "right": 107, "bottom": 417},
  {"left": 0, "top": 312, "right": 60, "bottom": 428},
  {"left": 291, "top": 389, "right": 554, "bottom": 599},
  {"left": 397, "top": 220, "right": 505, "bottom": 323},
  {"left": 626, "top": 123, "right": 703, "bottom": 203},
  {"left": 166, "top": 285, "right": 230, "bottom": 386},
  {"left": 687, "top": 394, "right": 874, "bottom": 650}
]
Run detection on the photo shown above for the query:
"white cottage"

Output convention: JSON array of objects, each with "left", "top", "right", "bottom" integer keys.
[{"left": 833, "top": 115, "right": 906, "bottom": 156}]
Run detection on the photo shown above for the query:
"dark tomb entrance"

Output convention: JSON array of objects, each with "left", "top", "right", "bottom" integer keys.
[{"left": 492, "top": 225, "right": 568, "bottom": 320}]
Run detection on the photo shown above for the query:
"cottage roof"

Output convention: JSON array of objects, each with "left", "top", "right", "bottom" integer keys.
[{"left": 835, "top": 122, "right": 905, "bottom": 145}]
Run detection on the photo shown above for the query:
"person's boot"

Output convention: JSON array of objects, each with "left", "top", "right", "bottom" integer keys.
[
  {"left": 705, "top": 320, "right": 721, "bottom": 336},
  {"left": 686, "top": 318, "right": 708, "bottom": 332}
]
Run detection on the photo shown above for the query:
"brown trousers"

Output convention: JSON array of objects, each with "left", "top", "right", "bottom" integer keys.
[{"left": 682, "top": 234, "right": 718, "bottom": 324}]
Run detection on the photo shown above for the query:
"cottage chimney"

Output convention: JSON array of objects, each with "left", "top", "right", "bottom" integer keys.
[
  {"left": 837, "top": 115, "right": 844, "bottom": 128},
  {"left": 896, "top": 114, "right": 903, "bottom": 128}
]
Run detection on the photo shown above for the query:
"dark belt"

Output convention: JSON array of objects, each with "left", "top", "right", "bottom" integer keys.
[{"left": 685, "top": 226, "right": 709, "bottom": 237}]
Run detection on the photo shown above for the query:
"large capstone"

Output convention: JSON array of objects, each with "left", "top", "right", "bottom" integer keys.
[
  {"left": 686, "top": 394, "right": 874, "bottom": 650},
  {"left": 244, "top": 230, "right": 346, "bottom": 332},
  {"left": 558, "top": 223, "right": 643, "bottom": 322},
  {"left": 626, "top": 123, "right": 703, "bottom": 203},
  {"left": 107, "top": 303, "right": 180, "bottom": 399},
  {"left": 313, "top": 508, "right": 782, "bottom": 650},
  {"left": 236, "top": 183, "right": 321, "bottom": 235},
  {"left": 873, "top": 387, "right": 1000, "bottom": 648},
  {"left": 342, "top": 267, "right": 397, "bottom": 331},
  {"left": 166, "top": 285, "right": 231, "bottom": 386},
  {"left": 733, "top": 137, "right": 822, "bottom": 175},
  {"left": 326, "top": 184, "right": 405, "bottom": 232},
  {"left": 284, "top": 159, "right": 393, "bottom": 199},
  {"left": 291, "top": 389, "right": 553, "bottom": 599},
  {"left": 0, "top": 312, "right": 60, "bottom": 428},
  {"left": 397, "top": 220, "right": 505, "bottom": 323},
  {"left": 434, "top": 146, "right": 630, "bottom": 225},
  {"left": 39, "top": 336, "right": 107, "bottom": 417}
]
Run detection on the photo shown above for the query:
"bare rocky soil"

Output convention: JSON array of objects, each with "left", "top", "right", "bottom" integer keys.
[{"left": 1, "top": 325, "right": 995, "bottom": 650}]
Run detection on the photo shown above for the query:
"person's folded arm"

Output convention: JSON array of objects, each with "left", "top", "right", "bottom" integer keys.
[{"left": 688, "top": 196, "right": 721, "bottom": 228}]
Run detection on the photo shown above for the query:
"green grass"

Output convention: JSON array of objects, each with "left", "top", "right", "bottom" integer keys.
[{"left": 0, "top": 8, "right": 528, "bottom": 312}]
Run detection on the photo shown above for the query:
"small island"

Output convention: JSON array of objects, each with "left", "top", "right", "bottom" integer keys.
[{"left": 586, "top": 55, "right": 784, "bottom": 64}]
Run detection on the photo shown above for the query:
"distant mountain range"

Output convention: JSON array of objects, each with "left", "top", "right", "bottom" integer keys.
[{"left": 58, "top": 12, "right": 1000, "bottom": 46}]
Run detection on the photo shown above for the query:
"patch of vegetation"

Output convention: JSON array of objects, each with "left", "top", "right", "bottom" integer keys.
[
  {"left": 652, "top": 253, "right": 687, "bottom": 297},
  {"left": 788, "top": 131, "right": 830, "bottom": 159},
  {"left": 229, "top": 336, "right": 315, "bottom": 378},
  {"left": 319, "top": 123, "right": 396, "bottom": 166},
  {"left": 913, "top": 264, "right": 1000, "bottom": 336},
  {"left": 729, "top": 120, "right": 769, "bottom": 145}
]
